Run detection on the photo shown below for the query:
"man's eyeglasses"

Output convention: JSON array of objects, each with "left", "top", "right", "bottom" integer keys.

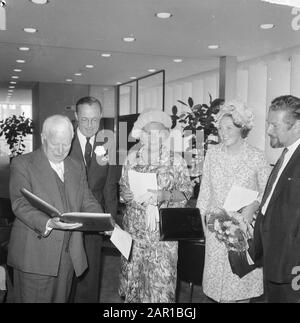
[{"left": 79, "top": 118, "right": 100, "bottom": 126}]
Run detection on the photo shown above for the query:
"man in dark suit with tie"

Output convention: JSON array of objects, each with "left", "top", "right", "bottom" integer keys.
[
  {"left": 69, "top": 96, "right": 118, "bottom": 303},
  {"left": 8, "top": 115, "right": 103, "bottom": 302},
  {"left": 254, "top": 95, "right": 300, "bottom": 302}
]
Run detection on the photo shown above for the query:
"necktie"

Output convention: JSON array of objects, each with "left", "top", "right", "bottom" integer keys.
[
  {"left": 85, "top": 137, "right": 92, "bottom": 168},
  {"left": 261, "top": 147, "right": 288, "bottom": 208}
]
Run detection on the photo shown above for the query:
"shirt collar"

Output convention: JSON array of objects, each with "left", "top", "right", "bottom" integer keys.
[
  {"left": 286, "top": 136, "right": 300, "bottom": 156},
  {"left": 77, "top": 127, "right": 96, "bottom": 147},
  {"left": 49, "top": 159, "right": 64, "bottom": 172}
]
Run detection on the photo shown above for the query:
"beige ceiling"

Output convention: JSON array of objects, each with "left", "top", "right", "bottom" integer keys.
[{"left": 0, "top": 0, "right": 300, "bottom": 102}]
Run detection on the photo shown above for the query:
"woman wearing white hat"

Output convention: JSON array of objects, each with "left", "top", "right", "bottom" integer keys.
[{"left": 118, "top": 109, "right": 193, "bottom": 303}]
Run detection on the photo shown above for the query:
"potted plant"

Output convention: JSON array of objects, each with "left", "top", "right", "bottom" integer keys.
[
  {"left": 0, "top": 113, "right": 34, "bottom": 157},
  {"left": 175, "top": 95, "right": 224, "bottom": 198}
]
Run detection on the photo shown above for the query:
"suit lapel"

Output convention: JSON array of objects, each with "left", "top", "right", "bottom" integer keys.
[
  {"left": 70, "top": 132, "right": 85, "bottom": 164},
  {"left": 64, "top": 157, "right": 80, "bottom": 212},
  {"left": 33, "top": 148, "right": 65, "bottom": 213},
  {"left": 88, "top": 130, "right": 108, "bottom": 178},
  {"left": 267, "top": 144, "right": 300, "bottom": 210}
]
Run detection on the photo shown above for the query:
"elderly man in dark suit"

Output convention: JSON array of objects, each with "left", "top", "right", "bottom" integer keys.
[
  {"left": 7, "top": 115, "right": 103, "bottom": 303},
  {"left": 254, "top": 95, "right": 300, "bottom": 303},
  {"left": 69, "top": 96, "right": 118, "bottom": 303}
]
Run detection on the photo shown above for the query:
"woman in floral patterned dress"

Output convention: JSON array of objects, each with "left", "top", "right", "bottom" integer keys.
[
  {"left": 197, "top": 101, "right": 271, "bottom": 302},
  {"left": 119, "top": 109, "right": 193, "bottom": 303}
]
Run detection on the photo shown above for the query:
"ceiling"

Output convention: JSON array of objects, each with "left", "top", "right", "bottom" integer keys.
[{"left": 0, "top": 0, "right": 300, "bottom": 103}]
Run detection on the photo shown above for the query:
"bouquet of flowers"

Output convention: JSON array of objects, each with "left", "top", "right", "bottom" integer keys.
[
  {"left": 207, "top": 209, "right": 256, "bottom": 277},
  {"left": 207, "top": 209, "right": 252, "bottom": 252}
]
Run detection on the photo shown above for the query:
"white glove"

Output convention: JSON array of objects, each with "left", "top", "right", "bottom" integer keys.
[
  {"left": 136, "top": 191, "right": 157, "bottom": 205},
  {"left": 145, "top": 204, "right": 159, "bottom": 232}
]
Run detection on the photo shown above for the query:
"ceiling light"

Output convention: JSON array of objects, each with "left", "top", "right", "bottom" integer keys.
[
  {"left": 148, "top": 69, "right": 156, "bottom": 73},
  {"left": 66, "top": 79, "right": 72, "bottom": 82},
  {"left": 260, "top": 23, "right": 275, "bottom": 29},
  {"left": 23, "top": 27, "right": 38, "bottom": 33},
  {"left": 11, "top": 76, "right": 19, "bottom": 79},
  {"left": 85, "top": 64, "right": 94, "bottom": 69},
  {"left": 130, "top": 77, "right": 137, "bottom": 80},
  {"left": 8, "top": 90, "right": 13, "bottom": 93},
  {"left": 74, "top": 72, "right": 82, "bottom": 76},
  {"left": 16, "top": 59, "right": 26, "bottom": 63},
  {"left": 155, "top": 12, "right": 172, "bottom": 19},
  {"left": 10, "top": 81, "right": 17, "bottom": 84},
  {"left": 14, "top": 69, "right": 22, "bottom": 72},
  {"left": 101, "top": 53, "right": 112, "bottom": 57},
  {"left": 9, "top": 86, "right": 15, "bottom": 89},
  {"left": 29, "top": 0, "right": 49, "bottom": 4},
  {"left": 123, "top": 36, "right": 136, "bottom": 42},
  {"left": 173, "top": 58, "right": 183, "bottom": 63},
  {"left": 19, "top": 47, "right": 30, "bottom": 51},
  {"left": 261, "top": 0, "right": 300, "bottom": 7},
  {"left": 116, "top": 82, "right": 122, "bottom": 85},
  {"left": 208, "top": 45, "right": 219, "bottom": 49}
]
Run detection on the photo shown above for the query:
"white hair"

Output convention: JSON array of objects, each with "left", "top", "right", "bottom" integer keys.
[{"left": 41, "top": 115, "right": 74, "bottom": 139}]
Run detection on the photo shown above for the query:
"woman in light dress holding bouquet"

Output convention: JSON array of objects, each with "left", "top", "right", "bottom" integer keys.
[{"left": 197, "top": 101, "right": 271, "bottom": 302}]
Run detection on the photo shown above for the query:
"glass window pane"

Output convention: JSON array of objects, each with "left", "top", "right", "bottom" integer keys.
[
  {"left": 138, "top": 73, "right": 164, "bottom": 113},
  {"left": 119, "top": 82, "right": 137, "bottom": 116}
]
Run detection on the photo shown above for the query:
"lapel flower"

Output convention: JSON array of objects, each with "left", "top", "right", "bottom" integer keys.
[
  {"left": 94, "top": 145, "right": 107, "bottom": 157},
  {"left": 95, "top": 145, "right": 109, "bottom": 166}
]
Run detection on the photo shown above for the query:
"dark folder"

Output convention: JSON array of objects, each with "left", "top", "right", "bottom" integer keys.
[
  {"left": 21, "top": 188, "right": 114, "bottom": 232},
  {"left": 159, "top": 208, "right": 204, "bottom": 241}
]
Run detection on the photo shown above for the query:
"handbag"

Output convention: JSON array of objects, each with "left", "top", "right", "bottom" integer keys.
[
  {"left": 228, "top": 239, "right": 258, "bottom": 278},
  {"left": 159, "top": 208, "right": 204, "bottom": 241}
]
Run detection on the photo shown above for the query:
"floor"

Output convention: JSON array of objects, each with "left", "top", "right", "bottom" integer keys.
[
  {"left": 99, "top": 239, "right": 212, "bottom": 303},
  {"left": 2, "top": 238, "right": 264, "bottom": 303}
]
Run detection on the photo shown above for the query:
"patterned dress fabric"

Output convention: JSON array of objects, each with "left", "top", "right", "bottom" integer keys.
[
  {"left": 197, "top": 142, "right": 271, "bottom": 302},
  {"left": 119, "top": 144, "right": 193, "bottom": 303}
]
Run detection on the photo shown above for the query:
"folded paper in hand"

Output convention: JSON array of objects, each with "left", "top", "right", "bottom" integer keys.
[
  {"left": 223, "top": 184, "right": 259, "bottom": 212},
  {"left": 110, "top": 225, "right": 132, "bottom": 260},
  {"left": 21, "top": 188, "right": 114, "bottom": 232},
  {"left": 128, "top": 170, "right": 157, "bottom": 200}
]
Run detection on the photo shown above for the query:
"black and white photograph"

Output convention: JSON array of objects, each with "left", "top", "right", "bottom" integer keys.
[{"left": 1, "top": 0, "right": 300, "bottom": 307}]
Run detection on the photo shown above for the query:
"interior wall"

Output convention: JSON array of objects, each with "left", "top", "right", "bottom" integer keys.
[
  {"left": 163, "top": 45, "right": 300, "bottom": 164},
  {"left": 89, "top": 85, "right": 116, "bottom": 118},
  {"left": 32, "top": 82, "right": 89, "bottom": 148}
]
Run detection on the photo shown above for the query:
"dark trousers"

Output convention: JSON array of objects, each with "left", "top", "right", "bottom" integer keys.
[
  {"left": 265, "top": 280, "right": 300, "bottom": 303},
  {"left": 70, "top": 233, "right": 103, "bottom": 303},
  {"left": 13, "top": 244, "right": 74, "bottom": 303}
]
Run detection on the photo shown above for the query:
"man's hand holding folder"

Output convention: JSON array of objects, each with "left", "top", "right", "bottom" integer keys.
[{"left": 48, "top": 216, "right": 83, "bottom": 230}]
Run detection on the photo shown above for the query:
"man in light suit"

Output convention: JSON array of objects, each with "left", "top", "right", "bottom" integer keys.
[
  {"left": 69, "top": 96, "right": 118, "bottom": 303},
  {"left": 254, "top": 95, "right": 300, "bottom": 302},
  {"left": 8, "top": 115, "right": 103, "bottom": 303}
]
